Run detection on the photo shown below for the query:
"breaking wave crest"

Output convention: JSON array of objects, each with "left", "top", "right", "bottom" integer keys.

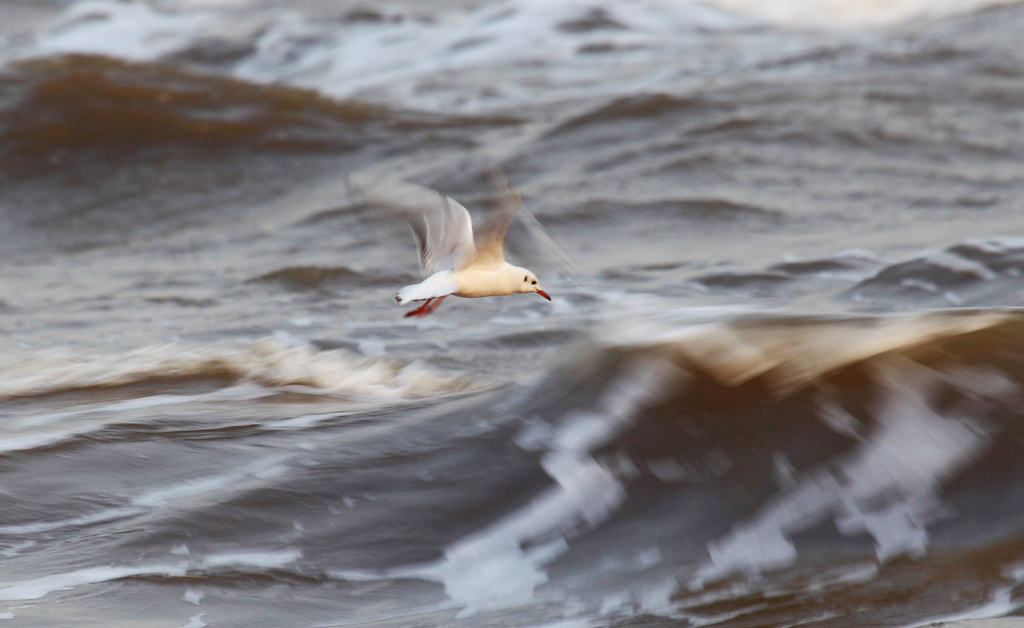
[{"left": 0, "top": 336, "right": 478, "bottom": 401}]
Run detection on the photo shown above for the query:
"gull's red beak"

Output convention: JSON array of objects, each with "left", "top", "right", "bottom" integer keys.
[{"left": 536, "top": 289, "right": 551, "bottom": 301}]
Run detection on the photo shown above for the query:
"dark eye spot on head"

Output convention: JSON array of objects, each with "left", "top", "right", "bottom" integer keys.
[
  {"left": 532, "top": 280, "right": 537, "bottom": 285},
  {"left": 524, "top": 275, "right": 528, "bottom": 282}
]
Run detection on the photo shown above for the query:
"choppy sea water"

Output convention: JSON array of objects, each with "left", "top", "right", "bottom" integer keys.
[{"left": 3, "top": 1, "right": 1024, "bottom": 626}]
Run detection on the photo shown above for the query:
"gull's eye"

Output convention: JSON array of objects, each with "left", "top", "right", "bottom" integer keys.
[{"left": 531, "top": 280, "right": 537, "bottom": 285}]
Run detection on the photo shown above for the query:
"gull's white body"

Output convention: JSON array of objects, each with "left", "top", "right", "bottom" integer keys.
[
  {"left": 355, "top": 172, "right": 552, "bottom": 317},
  {"left": 395, "top": 264, "right": 539, "bottom": 305}
]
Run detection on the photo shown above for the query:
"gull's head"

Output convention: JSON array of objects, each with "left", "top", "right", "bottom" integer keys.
[{"left": 518, "top": 270, "right": 551, "bottom": 301}]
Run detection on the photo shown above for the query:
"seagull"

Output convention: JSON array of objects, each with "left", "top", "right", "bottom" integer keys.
[{"left": 350, "top": 171, "right": 558, "bottom": 318}]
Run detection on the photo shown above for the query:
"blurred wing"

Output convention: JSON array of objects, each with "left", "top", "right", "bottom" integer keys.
[
  {"left": 484, "top": 171, "right": 580, "bottom": 282},
  {"left": 504, "top": 206, "right": 581, "bottom": 283},
  {"left": 467, "top": 169, "right": 520, "bottom": 269},
  {"left": 348, "top": 172, "right": 476, "bottom": 276}
]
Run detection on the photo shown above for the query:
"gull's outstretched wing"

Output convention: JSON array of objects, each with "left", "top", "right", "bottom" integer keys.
[
  {"left": 348, "top": 172, "right": 476, "bottom": 277},
  {"left": 467, "top": 169, "right": 520, "bottom": 269},
  {"left": 350, "top": 169, "right": 579, "bottom": 281},
  {"left": 504, "top": 204, "right": 581, "bottom": 283},
  {"left": 485, "top": 171, "right": 581, "bottom": 282}
]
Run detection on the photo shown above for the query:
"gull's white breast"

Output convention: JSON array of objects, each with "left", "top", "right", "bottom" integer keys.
[{"left": 453, "top": 265, "right": 519, "bottom": 298}]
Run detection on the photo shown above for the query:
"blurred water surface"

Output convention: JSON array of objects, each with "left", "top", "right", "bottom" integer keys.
[{"left": 2, "top": 1, "right": 1024, "bottom": 626}]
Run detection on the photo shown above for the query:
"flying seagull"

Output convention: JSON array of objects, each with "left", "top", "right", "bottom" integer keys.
[{"left": 351, "top": 171, "right": 568, "bottom": 317}]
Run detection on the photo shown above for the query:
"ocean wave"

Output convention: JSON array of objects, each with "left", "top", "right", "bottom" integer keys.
[
  {"left": 681, "top": 253, "right": 880, "bottom": 297},
  {"left": 3, "top": 0, "right": 1019, "bottom": 120},
  {"left": 5, "top": 308, "right": 1024, "bottom": 624},
  {"left": 0, "top": 54, "right": 375, "bottom": 173},
  {"left": 850, "top": 238, "right": 1024, "bottom": 308},
  {"left": 584, "top": 309, "right": 1024, "bottom": 579},
  {"left": 0, "top": 54, "right": 518, "bottom": 175},
  {"left": 0, "top": 336, "right": 479, "bottom": 401},
  {"left": 660, "top": 238, "right": 1024, "bottom": 308},
  {"left": 683, "top": 254, "right": 881, "bottom": 295},
  {"left": 0, "top": 0, "right": 1018, "bottom": 130},
  {"left": 343, "top": 308, "right": 1024, "bottom": 616},
  {"left": 2, "top": 0, "right": 742, "bottom": 111}
]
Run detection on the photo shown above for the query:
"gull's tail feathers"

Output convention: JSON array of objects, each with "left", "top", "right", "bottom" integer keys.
[{"left": 395, "top": 271, "right": 459, "bottom": 306}]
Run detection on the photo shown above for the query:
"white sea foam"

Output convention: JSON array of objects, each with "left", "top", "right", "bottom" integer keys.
[
  {"left": 182, "top": 588, "right": 204, "bottom": 605},
  {"left": 176, "top": 614, "right": 206, "bottom": 628},
  {"left": 198, "top": 548, "right": 301, "bottom": 570},
  {"left": 27, "top": 0, "right": 215, "bottom": 62}
]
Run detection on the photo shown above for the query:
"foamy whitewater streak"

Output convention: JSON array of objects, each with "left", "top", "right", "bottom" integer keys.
[
  {"left": 19, "top": 0, "right": 216, "bottom": 61},
  {"left": 8, "top": 0, "right": 1019, "bottom": 112},
  {"left": 0, "top": 337, "right": 477, "bottom": 400}
]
